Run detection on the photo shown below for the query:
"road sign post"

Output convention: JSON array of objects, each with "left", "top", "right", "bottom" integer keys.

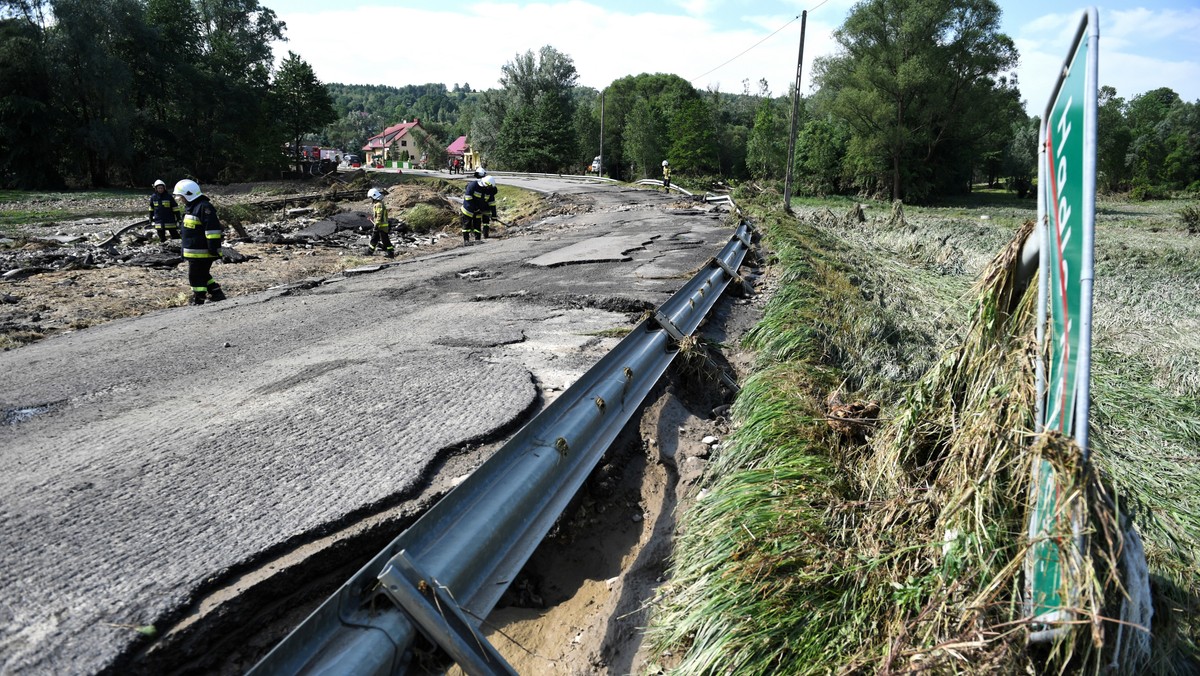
[{"left": 1028, "top": 7, "right": 1098, "bottom": 637}]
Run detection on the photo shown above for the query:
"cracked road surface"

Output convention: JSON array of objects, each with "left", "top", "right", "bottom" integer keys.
[{"left": 0, "top": 177, "right": 737, "bottom": 674}]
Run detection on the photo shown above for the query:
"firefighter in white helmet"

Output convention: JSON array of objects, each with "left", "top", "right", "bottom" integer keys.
[
  {"left": 661, "top": 160, "right": 671, "bottom": 193},
  {"left": 149, "top": 179, "right": 181, "bottom": 242},
  {"left": 460, "top": 169, "right": 490, "bottom": 243},
  {"left": 173, "top": 179, "right": 226, "bottom": 305},
  {"left": 479, "top": 175, "right": 498, "bottom": 239},
  {"left": 367, "top": 187, "right": 395, "bottom": 257}
]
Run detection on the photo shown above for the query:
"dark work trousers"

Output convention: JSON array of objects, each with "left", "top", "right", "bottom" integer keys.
[
  {"left": 369, "top": 226, "right": 393, "bottom": 254},
  {"left": 461, "top": 213, "right": 481, "bottom": 241},
  {"left": 187, "top": 258, "right": 220, "bottom": 296}
]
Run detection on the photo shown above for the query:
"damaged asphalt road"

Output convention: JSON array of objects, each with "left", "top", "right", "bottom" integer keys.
[{"left": 0, "top": 177, "right": 739, "bottom": 674}]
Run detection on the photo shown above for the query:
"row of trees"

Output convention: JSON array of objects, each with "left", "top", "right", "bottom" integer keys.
[
  {"left": 0, "top": 0, "right": 335, "bottom": 188},
  {"left": 3, "top": 0, "right": 1197, "bottom": 201}
]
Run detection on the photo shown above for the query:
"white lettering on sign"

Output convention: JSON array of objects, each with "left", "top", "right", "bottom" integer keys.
[
  {"left": 1055, "top": 97, "right": 1074, "bottom": 237},
  {"left": 1056, "top": 98, "right": 1073, "bottom": 155}
]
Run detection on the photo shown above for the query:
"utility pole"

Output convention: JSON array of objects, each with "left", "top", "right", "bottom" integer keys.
[
  {"left": 783, "top": 11, "right": 807, "bottom": 214},
  {"left": 599, "top": 89, "right": 605, "bottom": 177}
]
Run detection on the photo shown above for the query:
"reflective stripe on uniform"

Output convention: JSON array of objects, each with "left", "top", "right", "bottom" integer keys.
[
  {"left": 183, "top": 214, "right": 201, "bottom": 228},
  {"left": 205, "top": 230, "right": 221, "bottom": 239}
]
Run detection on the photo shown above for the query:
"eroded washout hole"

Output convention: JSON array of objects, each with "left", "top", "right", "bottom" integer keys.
[{"left": 438, "top": 367, "right": 735, "bottom": 676}]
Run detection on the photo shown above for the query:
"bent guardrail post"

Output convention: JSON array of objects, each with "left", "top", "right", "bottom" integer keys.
[{"left": 249, "top": 220, "right": 752, "bottom": 675}]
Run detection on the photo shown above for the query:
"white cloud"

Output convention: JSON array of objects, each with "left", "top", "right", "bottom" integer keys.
[
  {"left": 1014, "top": 7, "right": 1200, "bottom": 110},
  {"left": 275, "top": 1, "right": 840, "bottom": 97},
  {"left": 276, "top": 1, "right": 1199, "bottom": 117}
]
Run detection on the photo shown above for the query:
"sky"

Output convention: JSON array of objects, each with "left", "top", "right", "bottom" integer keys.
[{"left": 268, "top": 0, "right": 1200, "bottom": 115}]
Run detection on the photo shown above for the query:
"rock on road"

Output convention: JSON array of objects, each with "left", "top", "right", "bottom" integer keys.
[{"left": 0, "top": 176, "right": 739, "bottom": 674}]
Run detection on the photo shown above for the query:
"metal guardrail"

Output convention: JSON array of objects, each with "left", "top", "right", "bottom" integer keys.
[{"left": 249, "top": 217, "right": 753, "bottom": 676}]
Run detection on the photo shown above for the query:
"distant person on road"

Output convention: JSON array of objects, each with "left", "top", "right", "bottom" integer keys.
[
  {"left": 662, "top": 160, "right": 671, "bottom": 193},
  {"left": 479, "top": 175, "right": 498, "bottom": 239},
  {"left": 173, "top": 179, "right": 226, "bottom": 306},
  {"left": 149, "top": 179, "right": 182, "bottom": 242},
  {"left": 460, "top": 168, "right": 490, "bottom": 243},
  {"left": 367, "top": 188, "right": 395, "bottom": 258}
]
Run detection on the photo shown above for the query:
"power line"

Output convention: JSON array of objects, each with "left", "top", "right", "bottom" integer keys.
[{"left": 690, "top": 0, "right": 833, "bottom": 85}]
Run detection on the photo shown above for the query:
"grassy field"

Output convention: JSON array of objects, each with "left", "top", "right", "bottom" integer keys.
[{"left": 649, "top": 189, "right": 1199, "bottom": 674}]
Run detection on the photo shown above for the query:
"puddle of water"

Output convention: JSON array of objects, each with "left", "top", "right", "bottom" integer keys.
[{"left": 2, "top": 401, "right": 66, "bottom": 425}]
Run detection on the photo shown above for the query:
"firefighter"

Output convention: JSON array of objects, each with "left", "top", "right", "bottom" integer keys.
[
  {"left": 173, "top": 179, "right": 226, "bottom": 305},
  {"left": 149, "top": 179, "right": 181, "bottom": 242},
  {"left": 479, "top": 174, "right": 498, "bottom": 239},
  {"left": 460, "top": 168, "right": 488, "bottom": 243},
  {"left": 367, "top": 187, "right": 395, "bottom": 257},
  {"left": 662, "top": 160, "right": 671, "bottom": 193}
]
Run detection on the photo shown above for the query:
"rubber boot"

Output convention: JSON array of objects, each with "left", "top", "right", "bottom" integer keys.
[
  {"left": 482, "top": 224, "right": 490, "bottom": 239},
  {"left": 189, "top": 293, "right": 206, "bottom": 306},
  {"left": 208, "top": 287, "right": 227, "bottom": 302}
]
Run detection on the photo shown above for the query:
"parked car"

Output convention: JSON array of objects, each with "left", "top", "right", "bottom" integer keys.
[{"left": 345, "top": 154, "right": 361, "bottom": 168}]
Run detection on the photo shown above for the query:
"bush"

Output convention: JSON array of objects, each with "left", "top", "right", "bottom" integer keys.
[
  {"left": 1130, "top": 179, "right": 1166, "bottom": 201},
  {"left": 403, "top": 203, "right": 452, "bottom": 233},
  {"left": 1180, "top": 204, "right": 1200, "bottom": 235}
]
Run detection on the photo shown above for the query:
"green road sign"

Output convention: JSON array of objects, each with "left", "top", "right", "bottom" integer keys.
[{"left": 1028, "top": 7, "right": 1098, "bottom": 629}]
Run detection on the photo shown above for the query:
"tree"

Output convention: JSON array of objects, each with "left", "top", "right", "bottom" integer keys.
[
  {"left": 487, "top": 46, "right": 579, "bottom": 172},
  {"left": 1096, "top": 85, "right": 1132, "bottom": 192},
  {"left": 273, "top": 51, "right": 336, "bottom": 173},
  {"left": 795, "top": 116, "right": 849, "bottom": 195},
  {"left": 1003, "top": 116, "right": 1037, "bottom": 198},
  {"left": 815, "top": 0, "right": 1019, "bottom": 201},
  {"left": 745, "top": 97, "right": 789, "bottom": 180},
  {"left": 622, "top": 98, "right": 666, "bottom": 178},
  {"left": 669, "top": 98, "right": 718, "bottom": 176},
  {"left": 0, "top": 16, "right": 62, "bottom": 187}
]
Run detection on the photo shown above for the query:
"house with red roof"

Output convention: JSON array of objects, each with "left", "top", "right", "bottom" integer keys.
[{"left": 361, "top": 119, "right": 430, "bottom": 166}]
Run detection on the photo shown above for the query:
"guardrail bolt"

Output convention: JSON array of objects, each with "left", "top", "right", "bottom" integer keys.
[
  {"left": 623, "top": 367, "right": 633, "bottom": 381},
  {"left": 555, "top": 437, "right": 570, "bottom": 457},
  {"left": 594, "top": 396, "right": 606, "bottom": 412}
]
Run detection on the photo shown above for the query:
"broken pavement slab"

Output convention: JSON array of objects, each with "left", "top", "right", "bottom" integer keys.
[{"left": 525, "top": 234, "right": 657, "bottom": 267}]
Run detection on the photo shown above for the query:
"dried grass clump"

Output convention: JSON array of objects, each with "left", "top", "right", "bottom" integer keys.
[{"left": 845, "top": 219, "right": 1150, "bottom": 673}]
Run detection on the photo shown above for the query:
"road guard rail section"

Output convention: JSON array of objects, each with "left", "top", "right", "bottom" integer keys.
[{"left": 249, "top": 218, "right": 754, "bottom": 676}]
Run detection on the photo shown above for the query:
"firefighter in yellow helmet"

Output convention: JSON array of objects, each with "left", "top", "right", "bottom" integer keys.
[{"left": 173, "top": 179, "right": 226, "bottom": 305}]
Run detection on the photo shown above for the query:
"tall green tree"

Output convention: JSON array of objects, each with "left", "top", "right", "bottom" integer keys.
[
  {"left": 669, "top": 97, "right": 718, "bottom": 176},
  {"left": 273, "top": 51, "right": 336, "bottom": 172},
  {"left": 745, "top": 96, "right": 789, "bottom": 180},
  {"left": 487, "top": 45, "right": 579, "bottom": 172},
  {"left": 1096, "top": 85, "right": 1132, "bottom": 192},
  {"left": 602, "top": 73, "right": 700, "bottom": 181},
  {"left": 815, "top": 0, "right": 1018, "bottom": 201},
  {"left": 1003, "top": 116, "right": 1037, "bottom": 198},
  {"left": 622, "top": 98, "right": 666, "bottom": 179},
  {"left": 795, "top": 115, "right": 850, "bottom": 195},
  {"left": 0, "top": 15, "right": 61, "bottom": 187},
  {"left": 1126, "top": 87, "right": 1183, "bottom": 194}
]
